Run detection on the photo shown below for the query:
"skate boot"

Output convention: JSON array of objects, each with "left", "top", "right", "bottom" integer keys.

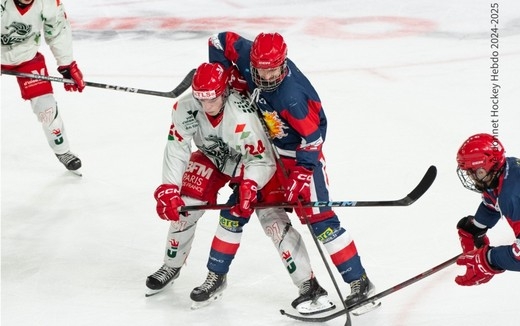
[
  {"left": 145, "top": 264, "right": 181, "bottom": 297},
  {"left": 291, "top": 277, "right": 335, "bottom": 315},
  {"left": 56, "top": 151, "right": 82, "bottom": 175},
  {"left": 345, "top": 273, "right": 380, "bottom": 316},
  {"left": 190, "top": 271, "right": 227, "bottom": 309}
]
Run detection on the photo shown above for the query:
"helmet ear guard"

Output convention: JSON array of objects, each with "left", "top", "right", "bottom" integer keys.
[{"left": 456, "top": 133, "right": 506, "bottom": 192}]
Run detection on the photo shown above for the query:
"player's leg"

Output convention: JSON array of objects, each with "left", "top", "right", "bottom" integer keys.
[
  {"left": 257, "top": 207, "right": 335, "bottom": 315},
  {"left": 15, "top": 53, "right": 81, "bottom": 172}
]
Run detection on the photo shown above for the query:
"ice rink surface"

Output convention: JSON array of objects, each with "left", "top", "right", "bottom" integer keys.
[{"left": 2, "top": 1, "right": 519, "bottom": 325}]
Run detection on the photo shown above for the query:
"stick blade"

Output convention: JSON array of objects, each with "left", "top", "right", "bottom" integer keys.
[
  {"left": 401, "top": 165, "right": 437, "bottom": 205},
  {"left": 168, "top": 68, "right": 195, "bottom": 98}
]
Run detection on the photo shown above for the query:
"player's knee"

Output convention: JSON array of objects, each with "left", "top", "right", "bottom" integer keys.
[{"left": 30, "top": 94, "right": 58, "bottom": 126}]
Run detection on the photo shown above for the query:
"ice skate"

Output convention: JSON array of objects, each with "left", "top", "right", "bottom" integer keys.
[
  {"left": 145, "top": 264, "right": 181, "bottom": 297},
  {"left": 56, "top": 151, "right": 82, "bottom": 176},
  {"left": 190, "top": 271, "right": 227, "bottom": 309},
  {"left": 345, "top": 273, "right": 380, "bottom": 316},
  {"left": 291, "top": 277, "right": 335, "bottom": 315}
]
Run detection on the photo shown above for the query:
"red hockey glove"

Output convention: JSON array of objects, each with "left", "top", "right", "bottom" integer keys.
[
  {"left": 154, "top": 184, "right": 185, "bottom": 221},
  {"left": 230, "top": 179, "right": 258, "bottom": 218},
  {"left": 457, "top": 216, "right": 489, "bottom": 253},
  {"left": 458, "top": 228, "right": 490, "bottom": 253},
  {"left": 227, "top": 65, "right": 248, "bottom": 94},
  {"left": 285, "top": 166, "right": 313, "bottom": 203},
  {"left": 57, "top": 61, "right": 85, "bottom": 92},
  {"left": 455, "top": 246, "right": 503, "bottom": 286}
]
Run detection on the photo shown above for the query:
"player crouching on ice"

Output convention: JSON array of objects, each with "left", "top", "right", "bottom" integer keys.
[{"left": 455, "top": 133, "right": 520, "bottom": 286}]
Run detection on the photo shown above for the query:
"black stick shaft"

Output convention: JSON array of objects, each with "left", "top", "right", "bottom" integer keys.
[{"left": 1, "top": 69, "right": 195, "bottom": 98}]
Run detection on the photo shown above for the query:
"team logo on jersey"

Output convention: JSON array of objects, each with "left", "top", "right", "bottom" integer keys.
[
  {"left": 200, "top": 134, "right": 240, "bottom": 171},
  {"left": 1, "top": 22, "right": 35, "bottom": 46},
  {"left": 262, "top": 111, "right": 288, "bottom": 139}
]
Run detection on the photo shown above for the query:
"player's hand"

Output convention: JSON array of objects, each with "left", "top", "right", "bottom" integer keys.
[
  {"left": 230, "top": 179, "right": 258, "bottom": 218},
  {"left": 285, "top": 166, "right": 312, "bottom": 203},
  {"left": 57, "top": 61, "right": 85, "bottom": 92},
  {"left": 455, "top": 246, "right": 503, "bottom": 286},
  {"left": 227, "top": 65, "right": 248, "bottom": 94},
  {"left": 457, "top": 216, "right": 489, "bottom": 253},
  {"left": 154, "top": 184, "right": 185, "bottom": 221}
]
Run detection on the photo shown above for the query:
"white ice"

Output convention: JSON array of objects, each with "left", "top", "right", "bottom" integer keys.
[{"left": 2, "top": 1, "right": 519, "bottom": 325}]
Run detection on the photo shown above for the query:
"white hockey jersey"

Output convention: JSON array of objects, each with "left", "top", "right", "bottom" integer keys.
[
  {"left": 1, "top": 0, "right": 74, "bottom": 66},
  {"left": 163, "top": 90, "right": 276, "bottom": 190}
]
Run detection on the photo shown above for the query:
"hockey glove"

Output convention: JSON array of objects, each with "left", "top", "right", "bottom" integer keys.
[
  {"left": 227, "top": 65, "right": 248, "bottom": 94},
  {"left": 57, "top": 61, "right": 85, "bottom": 92},
  {"left": 285, "top": 166, "right": 313, "bottom": 203},
  {"left": 230, "top": 179, "right": 258, "bottom": 218},
  {"left": 455, "top": 245, "right": 504, "bottom": 286},
  {"left": 457, "top": 215, "right": 489, "bottom": 253},
  {"left": 154, "top": 184, "right": 185, "bottom": 221}
]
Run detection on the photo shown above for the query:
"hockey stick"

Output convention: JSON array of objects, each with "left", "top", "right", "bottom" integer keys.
[
  {"left": 249, "top": 98, "right": 352, "bottom": 326},
  {"left": 279, "top": 253, "right": 460, "bottom": 322},
  {"left": 1, "top": 69, "right": 195, "bottom": 98},
  {"left": 179, "top": 165, "right": 437, "bottom": 212}
]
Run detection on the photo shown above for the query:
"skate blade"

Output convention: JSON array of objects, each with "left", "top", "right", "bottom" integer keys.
[
  {"left": 145, "top": 289, "right": 163, "bottom": 297},
  {"left": 190, "top": 292, "right": 224, "bottom": 310},
  {"left": 296, "top": 296, "right": 336, "bottom": 315},
  {"left": 69, "top": 169, "right": 83, "bottom": 177},
  {"left": 144, "top": 279, "right": 176, "bottom": 297},
  {"left": 351, "top": 300, "right": 381, "bottom": 316}
]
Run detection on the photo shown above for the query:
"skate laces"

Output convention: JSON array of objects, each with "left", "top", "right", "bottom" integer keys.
[
  {"left": 349, "top": 275, "right": 367, "bottom": 296},
  {"left": 299, "top": 279, "right": 312, "bottom": 295},
  {"left": 151, "top": 265, "right": 177, "bottom": 282},
  {"left": 199, "top": 272, "right": 220, "bottom": 291},
  {"left": 56, "top": 151, "right": 77, "bottom": 165},
  {"left": 350, "top": 279, "right": 362, "bottom": 295}
]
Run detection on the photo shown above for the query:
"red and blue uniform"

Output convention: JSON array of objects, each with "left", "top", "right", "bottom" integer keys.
[
  {"left": 475, "top": 157, "right": 520, "bottom": 271},
  {"left": 208, "top": 31, "right": 367, "bottom": 283}
]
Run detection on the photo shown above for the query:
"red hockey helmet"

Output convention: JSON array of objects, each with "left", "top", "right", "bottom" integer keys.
[
  {"left": 250, "top": 32, "right": 288, "bottom": 91},
  {"left": 456, "top": 133, "right": 506, "bottom": 192},
  {"left": 192, "top": 62, "right": 229, "bottom": 100},
  {"left": 457, "top": 133, "right": 505, "bottom": 171}
]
